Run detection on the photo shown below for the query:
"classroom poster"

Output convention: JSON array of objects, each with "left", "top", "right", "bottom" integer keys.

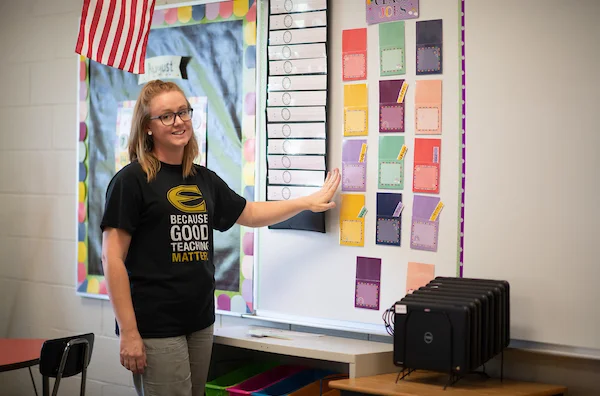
[{"left": 366, "top": 0, "right": 419, "bottom": 25}]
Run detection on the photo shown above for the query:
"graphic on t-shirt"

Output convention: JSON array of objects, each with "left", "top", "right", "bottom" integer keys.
[
  {"left": 168, "top": 185, "right": 209, "bottom": 263},
  {"left": 167, "top": 185, "right": 207, "bottom": 213}
]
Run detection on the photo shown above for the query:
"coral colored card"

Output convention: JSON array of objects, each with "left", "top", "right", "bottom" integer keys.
[
  {"left": 342, "top": 28, "right": 367, "bottom": 81},
  {"left": 413, "top": 138, "right": 441, "bottom": 194}
]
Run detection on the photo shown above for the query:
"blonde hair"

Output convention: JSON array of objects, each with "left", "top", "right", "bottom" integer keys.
[{"left": 128, "top": 80, "right": 198, "bottom": 182}]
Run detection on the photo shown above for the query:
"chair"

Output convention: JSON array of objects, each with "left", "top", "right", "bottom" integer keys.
[{"left": 38, "top": 333, "right": 95, "bottom": 396}]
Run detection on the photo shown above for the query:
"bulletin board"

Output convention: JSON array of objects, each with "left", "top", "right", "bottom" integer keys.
[
  {"left": 251, "top": 0, "right": 463, "bottom": 334},
  {"left": 76, "top": 0, "right": 258, "bottom": 315}
]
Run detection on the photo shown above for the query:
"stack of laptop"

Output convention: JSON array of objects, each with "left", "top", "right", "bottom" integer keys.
[{"left": 393, "top": 276, "right": 510, "bottom": 375}]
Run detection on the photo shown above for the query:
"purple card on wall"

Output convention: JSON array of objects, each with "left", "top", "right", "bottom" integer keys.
[
  {"left": 410, "top": 195, "right": 440, "bottom": 252},
  {"left": 342, "top": 139, "right": 367, "bottom": 192},
  {"left": 376, "top": 193, "right": 402, "bottom": 246},
  {"left": 355, "top": 256, "right": 382, "bottom": 310},
  {"left": 379, "top": 80, "right": 405, "bottom": 133},
  {"left": 366, "top": 0, "right": 419, "bottom": 25},
  {"left": 416, "top": 19, "right": 443, "bottom": 75}
]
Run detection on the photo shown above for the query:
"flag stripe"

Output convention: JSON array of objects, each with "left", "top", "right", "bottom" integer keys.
[
  {"left": 78, "top": 0, "right": 96, "bottom": 58},
  {"left": 108, "top": 0, "right": 129, "bottom": 67},
  {"left": 90, "top": 0, "right": 112, "bottom": 61},
  {"left": 75, "top": 0, "right": 91, "bottom": 53},
  {"left": 119, "top": 0, "right": 138, "bottom": 71},
  {"left": 76, "top": 0, "right": 155, "bottom": 75},
  {"left": 129, "top": 0, "right": 150, "bottom": 73},
  {"left": 97, "top": 0, "right": 117, "bottom": 63},
  {"left": 86, "top": 0, "right": 104, "bottom": 59},
  {"left": 137, "top": 2, "right": 155, "bottom": 74},
  {"left": 101, "top": 0, "right": 122, "bottom": 65}
]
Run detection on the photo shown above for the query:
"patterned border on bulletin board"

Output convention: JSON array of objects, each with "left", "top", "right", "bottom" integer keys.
[
  {"left": 76, "top": 0, "right": 258, "bottom": 316},
  {"left": 457, "top": 0, "right": 466, "bottom": 277}
]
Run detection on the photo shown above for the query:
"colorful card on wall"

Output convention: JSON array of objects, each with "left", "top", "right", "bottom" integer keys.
[
  {"left": 344, "top": 83, "right": 368, "bottom": 136},
  {"left": 406, "top": 262, "right": 435, "bottom": 294},
  {"left": 366, "top": 0, "right": 419, "bottom": 25},
  {"left": 342, "top": 139, "right": 367, "bottom": 192},
  {"left": 413, "top": 138, "right": 441, "bottom": 194},
  {"left": 355, "top": 256, "right": 382, "bottom": 310},
  {"left": 410, "top": 195, "right": 441, "bottom": 252},
  {"left": 415, "top": 80, "right": 442, "bottom": 135},
  {"left": 379, "top": 21, "right": 405, "bottom": 76},
  {"left": 376, "top": 193, "right": 402, "bottom": 246},
  {"left": 416, "top": 19, "right": 443, "bottom": 75},
  {"left": 115, "top": 101, "right": 135, "bottom": 172},
  {"left": 340, "top": 194, "right": 365, "bottom": 247},
  {"left": 378, "top": 135, "right": 405, "bottom": 189},
  {"left": 342, "top": 28, "right": 367, "bottom": 81},
  {"left": 379, "top": 79, "right": 406, "bottom": 133}
]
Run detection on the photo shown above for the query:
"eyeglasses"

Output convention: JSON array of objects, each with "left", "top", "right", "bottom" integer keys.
[{"left": 149, "top": 108, "right": 194, "bottom": 126}]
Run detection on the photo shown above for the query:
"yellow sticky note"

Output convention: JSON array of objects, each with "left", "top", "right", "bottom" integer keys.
[
  {"left": 430, "top": 201, "right": 444, "bottom": 221},
  {"left": 359, "top": 143, "right": 367, "bottom": 162},
  {"left": 397, "top": 144, "right": 407, "bottom": 161},
  {"left": 397, "top": 81, "right": 408, "bottom": 103}
]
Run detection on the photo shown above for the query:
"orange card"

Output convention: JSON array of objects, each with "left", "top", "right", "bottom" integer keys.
[
  {"left": 406, "top": 262, "right": 435, "bottom": 294},
  {"left": 415, "top": 80, "right": 442, "bottom": 135},
  {"left": 342, "top": 28, "right": 367, "bottom": 81},
  {"left": 413, "top": 138, "right": 441, "bottom": 194}
]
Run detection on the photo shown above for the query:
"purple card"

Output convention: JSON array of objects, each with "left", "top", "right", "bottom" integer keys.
[
  {"left": 342, "top": 139, "right": 367, "bottom": 192},
  {"left": 416, "top": 19, "right": 443, "bottom": 75},
  {"left": 366, "top": 0, "right": 419, "bottom": 25},
  {"left": 411, "top": 195, "right": 440, "bottom": 252},
  {"left": 412, "top": 195, "right": 439, "bottom": 219},
  {"left": 355, "top": 281, "right": 380, "bottom": 310},
  {"left": 379, "top": 80, "right": 405, "bottom": 133},
  {"left": 356, "top": 256, "right": 382, "bottom": 281},
  {"left": 379, "top": 80, "right": 404, "bottom": 103},
  {"left": 376, "top": 193, "right": 402, "bottom": 246},
  {"left": 355, "top": 256, "right": 382, "bottom": 310}
]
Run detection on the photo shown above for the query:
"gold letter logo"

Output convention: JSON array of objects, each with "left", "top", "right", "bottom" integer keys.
[{"left": 167, "top": 185, "right": 206, "bottom": 213}]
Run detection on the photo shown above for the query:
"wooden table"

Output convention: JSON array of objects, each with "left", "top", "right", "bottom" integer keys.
[
  {"left": 0, "top": 338, "right": 46, "bottom": 395},
  {"left": 329, "top": 372, "right": 568, "bottom": 396}
]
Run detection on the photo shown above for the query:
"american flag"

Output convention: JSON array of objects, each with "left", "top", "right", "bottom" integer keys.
[{"left": 75, "top": 0, "right": 156, "bottom": 74}]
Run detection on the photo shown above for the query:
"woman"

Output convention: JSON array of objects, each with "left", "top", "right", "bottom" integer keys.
[{"left": 100, "top": 80, "right": 340, "bottom": 396}]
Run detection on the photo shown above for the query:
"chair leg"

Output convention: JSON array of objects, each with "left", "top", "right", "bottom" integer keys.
[
  {"left": 80, "top": 366, "right": 87, "bottom": 396},
  {"left": 28, "top": 367, "right": 39, "bottom": 396},
  {"left": 42, "top": 376, "right": 50, "bottom": 396}
]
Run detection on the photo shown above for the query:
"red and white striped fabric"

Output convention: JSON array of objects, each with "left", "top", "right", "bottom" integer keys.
[{"left": 75, "top": 0, "right": 156, "bottom": 74}]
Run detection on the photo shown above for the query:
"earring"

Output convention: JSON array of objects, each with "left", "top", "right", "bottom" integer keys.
[{"left": 148, "top": 131, "right": 153, "bottom": 136}]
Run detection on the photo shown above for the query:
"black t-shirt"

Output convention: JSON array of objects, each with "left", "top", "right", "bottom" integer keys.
[{"left": 100, "top": 161, "right": 247, "bottom": 338}]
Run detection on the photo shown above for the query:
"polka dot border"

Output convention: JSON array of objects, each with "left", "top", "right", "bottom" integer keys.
[{"left": 458, "top": 0, "right": 467, "bottom": 277}]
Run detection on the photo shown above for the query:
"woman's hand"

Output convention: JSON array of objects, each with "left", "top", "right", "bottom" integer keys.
[
  {"left": 120, "top": 330, "right": 147, "bottom": 374},
  {"left": 305, "top": 168, "right": 341, "bottom": 213}
]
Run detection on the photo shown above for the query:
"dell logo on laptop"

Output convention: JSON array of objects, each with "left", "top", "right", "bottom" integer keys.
[{"left": 424, "top": 332, "right": 433, "bottom": 344}]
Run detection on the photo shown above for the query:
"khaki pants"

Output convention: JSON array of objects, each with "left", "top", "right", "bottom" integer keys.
[{"left": 133, "top": 324, "right": 214, "bottom": 396}]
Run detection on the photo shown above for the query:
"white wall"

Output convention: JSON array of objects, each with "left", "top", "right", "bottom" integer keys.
[{"left": 0, "top": 0, "right": 599, "bottom": 395}]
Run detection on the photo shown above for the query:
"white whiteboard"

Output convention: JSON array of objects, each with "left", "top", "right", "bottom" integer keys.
[
  {"left": 463, "top": 0, "right": 600, "bottom": 354},
  {"left": 249, "top": 0, "right": 600, "bottom": 357},
  {"left": 253, "top": 0, "right": 462, "bottom": 335}
]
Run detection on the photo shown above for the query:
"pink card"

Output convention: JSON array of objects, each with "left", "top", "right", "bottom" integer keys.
[
  {"left": 415, "top": 80, "right": 442, "bottom": 135},
  {"left": 406, "top": 262, "right": 435, "bottom": 294}
]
